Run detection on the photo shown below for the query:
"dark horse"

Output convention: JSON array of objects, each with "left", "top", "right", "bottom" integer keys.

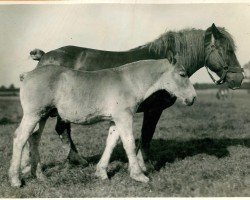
[{"left": 25, "top": 24, "right": 243, "bottom": 170}]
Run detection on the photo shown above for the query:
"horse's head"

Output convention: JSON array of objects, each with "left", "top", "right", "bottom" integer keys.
[
  {"left": 163, "top": 59, "right": 196, "bottom": 106},
  {"left": 204, "top": 23, "right": 244, "bottom": 89}
]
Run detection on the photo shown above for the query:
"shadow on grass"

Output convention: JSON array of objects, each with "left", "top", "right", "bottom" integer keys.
[
  {"left": 86, "top": 137, "right": 250, "bottom": 171},
  {"left": 42, "top": 137, "right": 250, "bottom": 175},
  {"left": 0, "top": 117, "right": 16, "bottom": 125}
]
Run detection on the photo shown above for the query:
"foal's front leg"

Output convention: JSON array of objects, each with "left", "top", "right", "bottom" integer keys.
[
  {"left": 29, "top": 117, "right": 48, "bottom": 181},
  {"left": 114, "top": 112, "right": 149, "bottom": 183},
  {"left": 95, "top": 123, "right": 119, "bottom": 180}
]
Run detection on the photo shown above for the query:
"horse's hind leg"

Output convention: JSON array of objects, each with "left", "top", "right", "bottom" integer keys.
[
  {"left": 137, "top": 109, "right": 163, "bottom": 167},
  {"left": 9, "top": 114, "right": 40, "bottom": 187},
  {"left": 95, "top": 123, "right": 119, "bottom": 180},
  {"left": 29, "top": 117, "right": 48, "bottom": 181},
  {"left": 55, "top": 116, "right": 88, "bottom": 166}
]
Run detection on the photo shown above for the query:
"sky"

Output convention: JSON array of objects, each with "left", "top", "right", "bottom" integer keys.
[{"left": 0, "top": 2, "right": 250, "bottom": 87}]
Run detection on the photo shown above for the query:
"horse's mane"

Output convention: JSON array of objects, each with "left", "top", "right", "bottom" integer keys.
[
  {"left": 213, "top": 27, "right": 236, "bottom": 51},
  {"left": 132, "top": 27, "right": 236, "bottom": 68}
]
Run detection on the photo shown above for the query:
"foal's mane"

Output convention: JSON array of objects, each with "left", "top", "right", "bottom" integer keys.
[{"left": 133, "top": 27, "right": 236, "bottom": 68}]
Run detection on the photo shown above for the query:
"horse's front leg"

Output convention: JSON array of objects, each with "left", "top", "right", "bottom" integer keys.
[
  {"left": 137, "top": 109, "right": 163, "bottom": 165},
  {"left": 55, "top": 116, "right": 88, "bottom": 167},
  {"left": 114, "top": 112, "right": 149, "bottom": 183}
]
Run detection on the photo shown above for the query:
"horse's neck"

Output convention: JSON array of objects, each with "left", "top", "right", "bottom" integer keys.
[
  {"left": 175, "top": 30, "right": 206, "bottom": 77},
  {"left": 140, "top": 29, "right": 206, "bottom": 77}
]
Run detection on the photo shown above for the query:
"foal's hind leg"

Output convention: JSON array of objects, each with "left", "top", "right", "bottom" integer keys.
[
  {"left": 55, "top": 116, "right": 88, "bottom": 166},
  {"left": 29, "top": 117, "right": 48, "bottom": 181},
  {"left": 20, "top": 140, "right": 31, "bottom": 175},
  {"left": 9, "top": 114, "right": 39, "bottom": 187}
]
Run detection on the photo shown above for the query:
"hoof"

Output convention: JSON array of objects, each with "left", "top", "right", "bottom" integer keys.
[
  {"left": 130, "top": 172, "right": 149, "bottom": 183},
  {"left": 36, "top": 163, "right": 46, "bottom": 181},
  {"left": 68, "top": 152, "right": 89, "bottom": 167},
  {"left": 36, "top": 171, "right": 47, "bottom": 182},
  {"left": 21, "top": 165, "right": 31, "bottom": 176},
  {"left": 10, "top": 178, "right": 22, "bottom": 188},
  {"left": 95, "top": 167, "right": 108, "bottom": 180},
  {"left": 145, "top": 161, "right": 155, "bottom": 172},
  {"left": 140, "top": 164, "right": 147, "bottom": 173}
]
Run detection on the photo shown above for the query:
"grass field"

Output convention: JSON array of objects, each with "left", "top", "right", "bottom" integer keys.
[{"left": 0, "top": 90, "right": 249, "bottom": 197}]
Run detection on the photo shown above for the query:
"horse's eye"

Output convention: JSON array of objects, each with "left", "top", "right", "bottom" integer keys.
[{"left": 179, "top": 71, "right": 186, "bottom": 77}]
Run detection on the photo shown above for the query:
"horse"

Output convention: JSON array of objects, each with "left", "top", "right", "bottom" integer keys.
[
  {"left": 9, "top": 59, "right": 196, "bottom": 187},
  {"left": 21, "top": 23, "right": 243, "bottom": 173},
  {"left": 216, "top": 87, "right": 231, "bottom": 100}
]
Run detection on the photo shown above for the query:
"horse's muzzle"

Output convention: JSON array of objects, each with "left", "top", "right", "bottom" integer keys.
[{"left": 226, "top": 71, "right": 244, "bottom": 90}]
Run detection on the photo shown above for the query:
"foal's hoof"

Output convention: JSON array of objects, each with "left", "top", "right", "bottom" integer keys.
[
  {"left": 21, "top": 165, "right": 31, "bottom": 176},
  {"left": 130, "top": 173, "right": 149, "bottom": 183},
  {"left": 10, "top": 178, "right": 22, "bottom": 188},
  {"left": 95, "top": 169, "right": 108, "bottom": 180},
  {"left": 36, "top": 171, "right": 47, "bottom": 182}
]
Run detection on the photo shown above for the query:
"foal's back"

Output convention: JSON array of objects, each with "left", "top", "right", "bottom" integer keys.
[{"left": 20, "top": 60, "right": 167, "bottom": 120}]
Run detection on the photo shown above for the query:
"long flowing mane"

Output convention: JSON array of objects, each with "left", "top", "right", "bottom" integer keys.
[{"left": 133, "top": 27, "right": 236, "bottom": 72}]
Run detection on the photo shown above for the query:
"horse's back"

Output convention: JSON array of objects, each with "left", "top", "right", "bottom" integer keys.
[{"left": 36, "top": 46, "right": 85, "bottom": 69}]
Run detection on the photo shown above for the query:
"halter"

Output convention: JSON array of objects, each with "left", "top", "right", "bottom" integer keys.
[{"left": 205, "top": 46, "right": 244, "bottom": 85}]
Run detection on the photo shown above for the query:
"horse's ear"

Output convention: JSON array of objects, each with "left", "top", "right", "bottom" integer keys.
[
  {"left": 204, "top": 23, "right": 221, "bottom": 46},
  {"left": 166, "top": 50, "right": 174, "bottom": 64},
  {"left": 211, "top": 34, "right": 215, "bottom": 45},
  {"left": 211, "top": 23, "right": 222, "bottom": 39}
]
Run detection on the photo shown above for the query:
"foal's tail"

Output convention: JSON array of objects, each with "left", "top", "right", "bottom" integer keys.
[{"left": 30, "top": 48, "right": 45, "bottom": 61}]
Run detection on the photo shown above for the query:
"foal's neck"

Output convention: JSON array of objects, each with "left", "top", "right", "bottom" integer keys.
[{"left": 127, "top": 60, "right": 168, "bottom": 102}]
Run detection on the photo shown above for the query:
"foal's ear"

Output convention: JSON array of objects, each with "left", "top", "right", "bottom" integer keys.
[
  {"left": 174, "top": 52, "right": 180, "bottom": 62},
  {"left": 166, "top": 50, "right": 174, "bottom": 64}
]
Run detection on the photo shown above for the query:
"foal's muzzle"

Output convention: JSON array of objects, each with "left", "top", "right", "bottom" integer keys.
[{"left": 184, "top": 96, "right": 196, "bottom": 106}]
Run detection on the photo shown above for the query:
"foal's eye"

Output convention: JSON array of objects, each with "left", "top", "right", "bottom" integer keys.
[{"left": 179, "top": 71, "right": 186, "bottom": 77}]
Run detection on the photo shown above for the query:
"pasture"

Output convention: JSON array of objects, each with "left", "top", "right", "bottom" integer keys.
[{"left": 0, "top": 90, "right": 249, "bottom": 197}]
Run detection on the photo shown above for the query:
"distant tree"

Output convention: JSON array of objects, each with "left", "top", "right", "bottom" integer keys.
[
  {"left": 0, "top": 85, "right": 6, "bottom": 90},
  {"left": 9, "top": 84, "right": 15, "bottom": 90}
]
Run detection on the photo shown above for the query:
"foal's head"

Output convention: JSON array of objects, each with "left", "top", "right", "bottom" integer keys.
[{"left": 162, "top": 60, "right": 196, "bottom": 106}]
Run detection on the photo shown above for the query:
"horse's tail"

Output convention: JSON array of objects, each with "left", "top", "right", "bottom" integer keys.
[{"left": 30, "top": 48, "right": 45, "bottom": 61}]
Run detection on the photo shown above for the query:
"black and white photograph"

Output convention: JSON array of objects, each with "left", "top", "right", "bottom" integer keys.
[{"left": 0, "top": 0, "right": 249, "bottom": 197}]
